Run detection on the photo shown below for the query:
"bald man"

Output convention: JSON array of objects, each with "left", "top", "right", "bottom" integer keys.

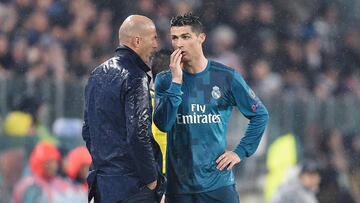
[{"left": 82, "top": 15, "right": 165, "bottom": 203}]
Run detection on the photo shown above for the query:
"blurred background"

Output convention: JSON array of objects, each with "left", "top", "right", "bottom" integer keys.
[{"left": 0, "top": 0, "right": 360, "bottom": 202}]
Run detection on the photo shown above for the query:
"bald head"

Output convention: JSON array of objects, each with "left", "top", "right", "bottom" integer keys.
[
  {"left": 118, "top": 15, "right": 158, "bottom": 65},
  {"left": 118, "top": 15, "right": 155, "bottom": 44}
]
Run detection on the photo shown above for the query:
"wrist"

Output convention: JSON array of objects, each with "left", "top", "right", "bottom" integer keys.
[
  {"left": 233, "top": 148, "right": 245, "bottom": 161},
  {"left": 172, "top": 77, "right": 182, "bottom": 84}
]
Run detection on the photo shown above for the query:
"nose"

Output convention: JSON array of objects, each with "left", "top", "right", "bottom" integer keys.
[{"left": 174, "top": 40, "right": 184, "bottom": 50}]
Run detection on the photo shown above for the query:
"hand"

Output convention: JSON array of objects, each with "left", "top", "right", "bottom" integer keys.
[
  {"left": 160, "top": 195, "right": 165, "bottom": 203},
  {"left": 216, "top": 151, "right": 241, "bottom": 171},
  {"left": 170, "top": 49, "right": 183, "bottom": 84},
  {"left": 146, "top": 180, "right": 157, "bottom": 190}
]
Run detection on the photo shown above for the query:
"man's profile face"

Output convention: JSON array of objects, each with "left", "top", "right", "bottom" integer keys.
[
  {"left": 170, "top": 25, "right": 205, "bottom": 62},
  {"left": 139, "top": 24, "right": 158, "bottom": 65}
]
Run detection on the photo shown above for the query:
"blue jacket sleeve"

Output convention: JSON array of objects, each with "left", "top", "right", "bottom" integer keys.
[
  {"left": 82, "top": 84, "right": 91, "bottom": 152},
  {"left": 153, "top": 73, "right": 183, "bottom": 132},
  {"left": 125, "top": 76, "right": 157, "bottom": 185},
  {"left": 82, "top": 109, "right": 91, "bottom": 152},
  {"left": 230, "top": 71, "right": 269, "bottom": 160}
]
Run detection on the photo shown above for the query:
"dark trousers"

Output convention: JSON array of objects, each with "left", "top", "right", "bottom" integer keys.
[
  {"left": 120, "top": 187, "right": 156, "bottom": 203},
  {"left": 165, "top": 185, "right": 239, "bottom": 203}
]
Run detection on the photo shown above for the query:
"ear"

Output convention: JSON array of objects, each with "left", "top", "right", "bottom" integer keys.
[
  {"left": 198, "top": 33, "right": 206, "bottom": 44},
  {"left": 131, "top": 36, "right": 141, "bottom": 48}
]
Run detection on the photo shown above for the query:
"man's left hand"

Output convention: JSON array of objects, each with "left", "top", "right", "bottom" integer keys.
[{"left": 216, "top": 151, "right": 241, "bottom": 171}]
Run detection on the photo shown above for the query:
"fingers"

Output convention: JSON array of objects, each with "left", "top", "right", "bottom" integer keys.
[
  {"left": 170, "top": 49, "right": 183, "bottom": 83},
  {"left": 216, "top": 151, "right": 241, "bottom": 171},
  {"left": 169, "top": 49, "right": 177, "bottom": 64},
  {"left": 170, "top": 49, "right": 182, "bottom": 68},
  {"left": 170, "top": 48, "right": 180, "bottom": 58},
  {"left": 227, "top": 161, "right": 237, "bottom": 170},
  {"left": 216, "top": 153, "right": 225, "bottom": 164},
  {"left": 217, "top": 156, "right": 231, "bottom": 170}
]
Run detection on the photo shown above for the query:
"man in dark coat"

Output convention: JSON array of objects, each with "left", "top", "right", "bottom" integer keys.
[{"left": 82, "top": 15, "right": 164, "bottom": 203}]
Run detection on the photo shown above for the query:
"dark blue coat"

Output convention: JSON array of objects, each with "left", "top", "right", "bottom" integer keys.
[{"left": 82, "top": 46, "right": 165, "bottom": 203}]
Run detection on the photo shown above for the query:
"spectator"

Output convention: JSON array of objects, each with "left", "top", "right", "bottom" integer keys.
[
  {"left": 313, "top": 65, "right": 339, "bottom": 100},
  {"left": 313, "top": 2, "right": 339, "bottom": 58},
  {"left": 338, "top": 28, "right": 360, "bottom": 77},
  {"left": 12, "top": 142, "right": 69, "bottom": 203},
  {"left": 230, "top": 0, "right": 256, "bottom": 62},
  {"left": 62, "top": 146, "right": 91, "bottom": 203},
  {"left": 0, "top": 33, "right": 11, "bottom": 79},
  {"left": 9, "top": 37, "right": 29, "bottom": 75},
  {"left": 3, "top": 94, "right": 58, "bottom": 145},
  {"left": 303, "top": 36, "right": 325, "bottom": 88},
  {"left": 250, "top": 59, "right": 282, "bottom": 98},
  {"left": 316, "top": 128, "right": 356, "bottom": 203},
  {"left": 0, "top": 148, "right": 25, "bottom": 203},
  {"left": 210, "top": 24, "right": 244, "bottom": 75},
  {"left": 257, "top": 31, "right": 279, "bottom": 68},
  {"left": 270, "top": 160, "right": 321, "bottom": 203},
  {"left": 344, "top": 133, "right": 360, "bottom": 203}
]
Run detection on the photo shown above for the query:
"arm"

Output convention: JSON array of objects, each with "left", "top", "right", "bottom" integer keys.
[
  {"left": 153, "top": 49, "right": 183, "bottom": 132},
  {"left": 82, "top": 85, "right": 91, "bottom": 152},
  {"left": 125, "top": 76, "right": 157, "bottom": 185},
  {"left": 153, "top": 77, "right": 182, "bottom": 132},
  {"left": 231, "top": 71, "right": 269, "bottom": 160}
]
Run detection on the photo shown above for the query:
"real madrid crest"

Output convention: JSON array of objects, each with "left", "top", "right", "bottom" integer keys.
[{"left": 211, "top": 86, "right": 221, "bottom": 99}]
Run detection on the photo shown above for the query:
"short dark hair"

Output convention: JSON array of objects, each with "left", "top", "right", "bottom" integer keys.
[
  {"left": 151, "top": 49, "right": 171, "bottom": 80},
  {"left": 170, "top": 12, "right": 204, "bottom": 34},
  {"left": 300, "top": 160, "right": 321, "bottom": 175}
]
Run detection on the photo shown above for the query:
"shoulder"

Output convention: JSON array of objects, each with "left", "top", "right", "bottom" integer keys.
[
  {"left": 154, "top": 70, "right": 172, "bottom": 92},
  {"left": 209, "top": 60, "right": 235, "bottom": 76},
  {"left": 155, "top": 70, "right": 172, "bottom": 84},
  {"left": 209, "top": 61, "right": 248, "bottom": 87},
  {"left": 91, "top": 56, "right": 119, "bottom": 74},
  {"left": 91, "top": 55, "right": 137, "bottom": 76},
  {"left": 156, "top": 70, "right": 172, "bottom": 81},
  {"left": 208, "top": 60, "right": 237, "bottom": 87}
]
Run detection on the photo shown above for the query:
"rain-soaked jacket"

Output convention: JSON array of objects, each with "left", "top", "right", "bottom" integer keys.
[{"left": 82, "top": 46, "right": 165, "bottom": 203}]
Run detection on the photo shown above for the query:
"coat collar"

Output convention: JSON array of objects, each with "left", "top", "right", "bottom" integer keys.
[{"left": 115, "top": 45, "right": 151, "bottom": 73}]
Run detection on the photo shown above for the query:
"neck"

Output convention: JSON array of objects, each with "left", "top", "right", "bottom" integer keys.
[
  {"left": 120, "top": 42, "right": 137, "bottom": 54},
  {"left": 184, "top": 54, "right": 208, "bottom": 74},
  {"left": 119, "top": 43, "right": 147, "bottom": 64}
]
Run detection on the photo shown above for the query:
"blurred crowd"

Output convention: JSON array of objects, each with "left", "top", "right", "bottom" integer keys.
[
  {"left": 0, "top": 142, "right": 91, "bottom": 203},
  {"left": 0, "top": 0, "right": 359, "bottom": 97},
  {"left": 0, "top": 0, "right": 360, "bottom": 202}
]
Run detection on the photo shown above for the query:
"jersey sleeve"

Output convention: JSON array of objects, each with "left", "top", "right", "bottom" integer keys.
[
  {"left": 230, "top": 71, "right": 269, "bottom": 160},
  {"left": 153, "top": 73, "right": 183, "bottom": 132}
]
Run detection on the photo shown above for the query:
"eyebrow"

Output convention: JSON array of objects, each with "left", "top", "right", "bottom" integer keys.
[{"left": 171, "top": 33, "right": 191, "bottom": 37}]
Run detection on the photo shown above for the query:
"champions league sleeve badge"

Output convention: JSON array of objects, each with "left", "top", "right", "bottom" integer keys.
[
  {"left": 211, "top": 86, "right": 221, "bottom": 99},
  {"left": 248, "top": 88, "right": 257, "bottom": 99}
]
